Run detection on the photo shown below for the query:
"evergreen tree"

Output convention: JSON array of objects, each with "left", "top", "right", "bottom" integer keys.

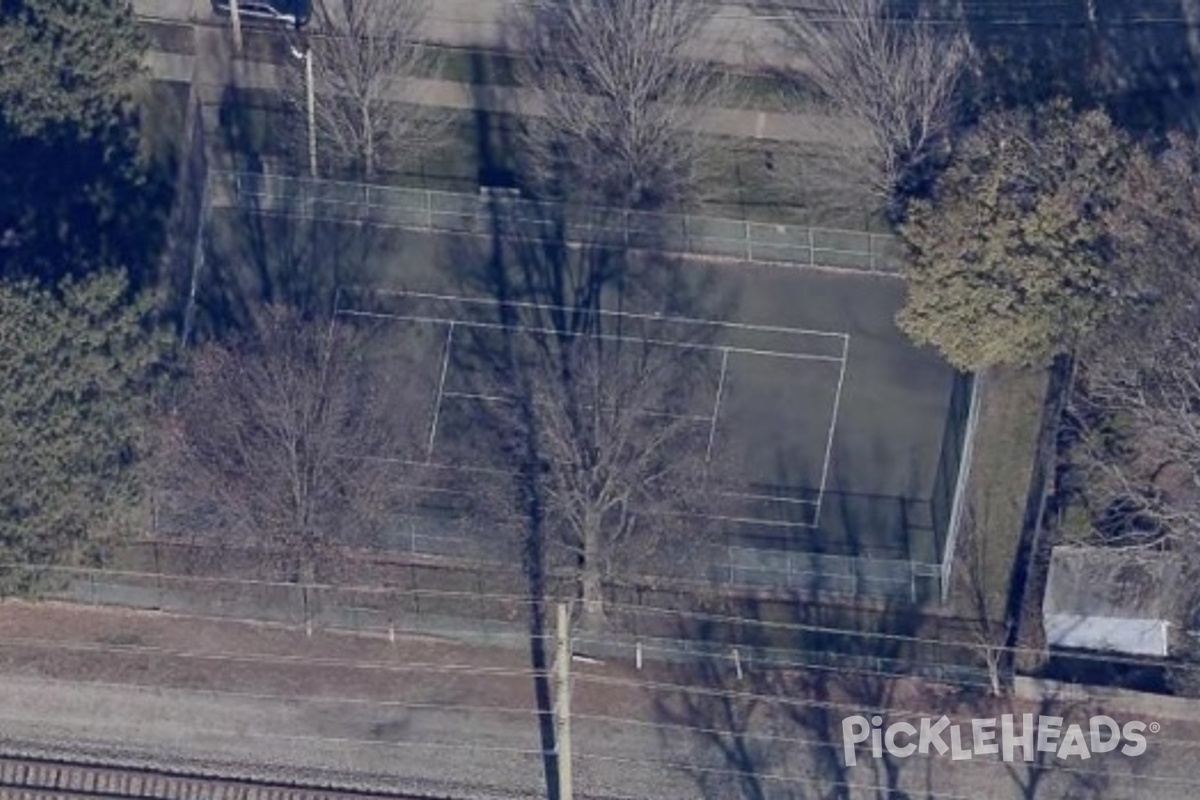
[
  {"left": 0, "top": 270, "right": 169, "bottom": 574},
  {"left": 899, "top": 100, "right": 1131, "bottom": 371}
]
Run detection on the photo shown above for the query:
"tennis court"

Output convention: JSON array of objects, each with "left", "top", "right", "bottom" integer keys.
[
  {"left": 201, "top": 179, "right": 969, "bottom": 601},
  {"left": 334, "top": 288, "right": 848, "bottom": 533}
]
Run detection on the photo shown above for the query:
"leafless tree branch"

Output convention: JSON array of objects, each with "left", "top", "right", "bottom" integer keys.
[
  {"left": 161, "top": 304, "right": 427, "bottom": 581},
  {"left": 1061, "top": 134, "right": 1200, "bottom": 633},
  {"left": 453, "top": 325, "right": 722, "bottom": 626},
  {"left": 768, "top": 0, "right": 972, "bottom": 216},
  {"left": 511, "top": 0, "right": 728, "bottom": 210},
  {"left": 286, "top": 0, "right": 447, "bottom": 180}
]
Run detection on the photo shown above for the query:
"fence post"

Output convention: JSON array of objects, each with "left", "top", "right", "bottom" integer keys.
[
  {"left": 807, "top": 227, "right": 815, "bottom": 266},
  {"left": 425, "top": 189, "right": 433, "bottom": 230},
  {"left": 744, "top": 221, "right": 752, "bottom": 261}
]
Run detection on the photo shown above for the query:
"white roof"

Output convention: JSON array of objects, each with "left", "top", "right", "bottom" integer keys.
[
  {"left": 1042, "top": 546, "right": 1179, "bottom": 657},
  {"left": 1044, "top": 613, "right": 1170, "bottom": 658}
]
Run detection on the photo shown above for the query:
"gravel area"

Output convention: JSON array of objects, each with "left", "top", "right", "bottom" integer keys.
[{"left": 0, "top": 601, "right": 1197, "bottom": 799}]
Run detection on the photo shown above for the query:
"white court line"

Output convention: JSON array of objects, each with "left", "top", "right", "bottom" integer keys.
[
  {"left": 338, "top": 309, "right": 843, "bottom": 363},
  {"left": 813, "top": 335, "right": 850, "bottom": 527},
  {"left": 693, "top": 514, "right": 819, "bottom": 530},
  {"left": 354, "top": 453, "right": 514, "bottom": 478},
  {"left": 426, "top": 322, "right": 455, "bottom": 461},
  {"left": 345, "top": 287, "right": 849, "bottom": 342},
  {"left": 343, "top": 288, "right": 850, "bottom": 531},
  {"left": 706, "top": 348, "right": 729, "bottom": 463},
  {"left": 712, "top": 490, "right": 818, "bottom": 507},
  {"left": 446, "top": 388, "right": 715, "bottom": 422}
]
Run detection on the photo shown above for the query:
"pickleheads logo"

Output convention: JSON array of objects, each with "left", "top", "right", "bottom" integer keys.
[{"left": 841, "top": 714, "right": 1157, "bottom": 766}]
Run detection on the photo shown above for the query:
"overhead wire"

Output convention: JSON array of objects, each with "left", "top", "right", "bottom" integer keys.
[
  {"left": 0, "top": 631, "right": 1197, "bottom": 751},
  {"left": 24, "top": 561, "right": 1200, "bottom": 681}
]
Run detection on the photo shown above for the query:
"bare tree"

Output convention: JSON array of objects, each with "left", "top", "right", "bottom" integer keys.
[
  {"left": 285, "top": 0, "right": 444, "bottom": 180},
  {"left": 1056, "top": 135, "right": 1200, "bottom": 678},
  {"left": 1066, "top": 134, "right": 1200, "bottom": 554},
  {"left": 162, "top": 304, "right": 425, "bottom": 581},
  {"left": 451, "top": 326, "right": 722, "bottom": 627},
  {"left": 768, "top": 0, "right": 972, "bottom": 217},
  {"left": 511, "top": 0, "right": 727, "bottom": 210},
  {"left": 952, "top": 506, "right": 1012, "bottom": 697}
]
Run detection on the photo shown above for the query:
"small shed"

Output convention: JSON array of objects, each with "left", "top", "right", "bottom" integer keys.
[{"left": 1042, "top": 545, "right": 1179, "bottom": 658}]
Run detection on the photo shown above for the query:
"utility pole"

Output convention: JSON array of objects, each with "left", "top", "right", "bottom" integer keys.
[
  {"left": 229, "top": 0, "right": 243, "bottom": 54},
  {"left": 290, "top": 45, "right": 318, "bottom": 178},
  {"left": 554, "top": 603, "right": 574, "bottom": 800}
]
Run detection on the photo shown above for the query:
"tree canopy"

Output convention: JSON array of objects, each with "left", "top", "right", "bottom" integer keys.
[
  {"left": 0, "top": 271, "right": 169, "bottom": 572},
  {"left": 0, "top": 0, "right": 161, "bottom": 289},
  {"left": 898, "top": 100, "right": 1131, "bottom": 371},
  {"left": 162, "top": 305, "right": 426, "bottom": 581},
  {"left": 0, "top": 0, "right": 144, "bottom": 136}
]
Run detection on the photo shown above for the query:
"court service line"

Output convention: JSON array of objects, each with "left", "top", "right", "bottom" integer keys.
[
  {"left": 441, "top": 390, "right": 715, "bottom": 423},
  {"left": 353, "top": 453, "right": 515, "bottom": 478},
  {"left": 426, "top": 322, "right": 455, "bottom": 461},
  {"left": 711, "top": 490, "right": 819, "bottom": 507},
  {"left": 337, "top": 309, "right": 843, "bottom": 363},
  {"left": 350, "top": 287, "right": 850, "bottom": 342},
  {"left": 693, "top": 513, "right": 820, "bottom": 530},
  {"left": 814, "top": 335, "right": 850, "bottom": 526}
]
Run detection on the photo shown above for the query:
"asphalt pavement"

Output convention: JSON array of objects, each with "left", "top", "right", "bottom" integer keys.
[{"left": 133, "top": 0, "right": 800, "bottom": 69}]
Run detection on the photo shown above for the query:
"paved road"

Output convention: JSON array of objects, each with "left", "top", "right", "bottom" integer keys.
[
  {"left": 133, "top": 0, "right": 799, "bottom": 69},
  {"left": 139, "top": 24, "right": 861, "bottom": 149}
]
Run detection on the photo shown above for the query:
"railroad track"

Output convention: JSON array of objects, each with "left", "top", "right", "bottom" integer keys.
[{"left": 0, "top": 754, "right": 461, "bottom": 800}]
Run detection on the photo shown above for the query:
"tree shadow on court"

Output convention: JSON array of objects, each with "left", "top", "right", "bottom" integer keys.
[
  {"left": 418, "top": 52, "right": 745, "bottom": 798},
  {"left": 188, "top": 84, "right": 386, "bottom": 340}
]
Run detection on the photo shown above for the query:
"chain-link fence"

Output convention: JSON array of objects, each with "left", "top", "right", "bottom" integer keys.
[
  {"left": 931, "top": 372, "right": 981, "bottom": 600},
  {"left": 720, "top": 547, "right": 944, "bottom": 604},
  {"left": 18, "top": 548, "right": 990, "bottom": 688},
  {"left": 213, "top": 170, "right": 904, "bottom": 274}
]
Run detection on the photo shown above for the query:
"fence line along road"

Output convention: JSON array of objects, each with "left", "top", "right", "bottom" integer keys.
[{"left": 213, "top": 170, "right": 904, "bottom": 275}]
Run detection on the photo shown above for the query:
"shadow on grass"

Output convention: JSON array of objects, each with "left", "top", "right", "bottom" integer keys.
[
  {"left": 0, "top": 91, "right": 178, "bottom": 294},
  {"left": 947, "top": 0, "right": 1200, "bottom": 133},
  {"left": 639, "top": 592, "right": 1128, "bottom": 799}
]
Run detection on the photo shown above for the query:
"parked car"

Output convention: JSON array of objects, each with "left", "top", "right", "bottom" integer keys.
[{"left": 211, "top": 0, "right": 310, "bottom": 29}]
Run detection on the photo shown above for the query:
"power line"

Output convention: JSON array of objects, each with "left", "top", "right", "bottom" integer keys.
[
  {"left": 0, "top": 671, "right": 545, "bottom": 720},
  {"left": 0, "top": 636, "right": 548, "bottom": 679},
  {"left": 570, "top": 709, "right": 1199, "bottom": 763},
  {"left": 0, "top": 690, "right": 1179, "bottom": 800},
  {"left": 0, "top": 646, "right": 1196, "bottom": 794},
  {"left": 26, "top": 560, "right": 1200, "bottom": 678},
  {"left": 1, "top": 631, "right": 1198, "bottom": 751}
]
